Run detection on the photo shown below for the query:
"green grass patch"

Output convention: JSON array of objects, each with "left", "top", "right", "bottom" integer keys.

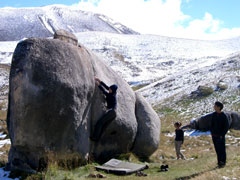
[
  {"left": 154, "top": 106, "right": 179, "bottom": 115},
  {"left": 18, "top": 145, "right": 240, "bottom": 180},
  {"left": 175, "top": 97, "right": 196, "bottom": 109},
  {"left": 2, "top": 80, "right": 240, "bottom": 180},
  {"left": 132, "top": 84, "right": 148, "bottom": 91}
]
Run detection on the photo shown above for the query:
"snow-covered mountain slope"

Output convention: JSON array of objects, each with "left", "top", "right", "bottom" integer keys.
[
  {"left": 0, "top": 64, "right": 9, "bottom": 110},
  {"left": 0, "top": 5, "right": 138, "bottom": 41},
  {"left": 0, "top": 32, "right": 240, "bottom": 107},
  {"left": 0, "top": 41, "right": 17, "bottom": 64},
  {"left": 76, "top": 32, "right": 240, "bottom": 81},
  {"left": 139, "top": 52, "right": 240, "bottom": 105},
  {"left": 75, "top": 32, "right": 240, "bottom": 104}
]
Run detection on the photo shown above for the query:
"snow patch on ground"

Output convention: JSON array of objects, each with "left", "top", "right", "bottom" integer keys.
[
  {"left": 0, "top": 139, "right": 11, "bottom": 148},
  {"left": 0, "top": 41, "right": 18, "bottom": 53},
  {"left": 0, "top": 41, "right": 17, "bottom": 65},
  {"left": 0, "top": 168, "right": 19, "bottom": 180},
  {"left": 0, "top": 132, "right": 7, "bottom": 139},
  {"left": 184, "top": 130, "right": 211, "bottom": 136},
  {"left": 165, "top": 130, "right": 211, "bottom": 137},
  {"left": 222, "top": 176, "right": 238, "bottom": 180}
]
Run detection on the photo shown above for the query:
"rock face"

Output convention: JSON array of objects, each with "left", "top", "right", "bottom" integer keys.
[
  {"left": 229, "top": 112, "right": 240, "bottom": 130},
  {"left": 216, "top": 82, "right": 228, "bottom": 91},
  {"left": 191, "top": 85, "right": 214, "bottom": 98},
  {"left": 54, "top": 29, "right": 78, "bottom": 46},
  {"left": 7, "top": 33, "right": 160, "bottom": 171},
  {"left": 189, "top": 111, "right": 240, "bottom": 131},
  {"left": 133, "top": 92, "right": 160, "bottom": 159}
]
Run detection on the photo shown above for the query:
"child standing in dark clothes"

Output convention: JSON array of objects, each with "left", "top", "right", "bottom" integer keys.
[{"left": 174, "top": 122, "right": 185, "bottom": 160}]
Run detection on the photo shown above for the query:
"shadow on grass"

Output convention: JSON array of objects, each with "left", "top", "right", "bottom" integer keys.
[{"left": 175, "top": 166, "right": 218, "bottom": 180}]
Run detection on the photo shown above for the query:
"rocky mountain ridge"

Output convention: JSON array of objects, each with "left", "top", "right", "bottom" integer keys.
[{"left": 0, "top": 5, "right": 138, "bottom": 41}]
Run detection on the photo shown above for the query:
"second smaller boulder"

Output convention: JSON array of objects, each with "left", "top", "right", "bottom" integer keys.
[{"left": 54, "top": 29, "right": 78, "bottom": 46}]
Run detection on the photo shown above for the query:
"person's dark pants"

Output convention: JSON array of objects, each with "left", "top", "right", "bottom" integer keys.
[
  {"left": 212, "top": 135, "right": 226, "bottom": 166},
  {"left": 91, "top": 109, "right": 116, "bottom": 141}
]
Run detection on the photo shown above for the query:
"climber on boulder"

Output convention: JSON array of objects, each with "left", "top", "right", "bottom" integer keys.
[{"left": 90, "top": 77, "right": 118, "bottom": 141}]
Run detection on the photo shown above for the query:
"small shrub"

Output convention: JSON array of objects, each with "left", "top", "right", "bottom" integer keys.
[
  {"left": 0, "top": 160, "right": 6, "bottom": 168},
  {"left": 132, "top": 84, "right": 148, "bottom": 91},
  {"left": 117, "top": 153, "right": 132, "bottom": 161},
  {"left": 191, "top": 154, "right": 199, "bottom": 159},
  {"left": 25, "top": 173, "right": 44, "bottom": 180},
  {"left": 113, "top": 51, "right": 124, "bottom": 62},
  {"left": 155, "top": 107, "right": 175, "bottom": 114}
]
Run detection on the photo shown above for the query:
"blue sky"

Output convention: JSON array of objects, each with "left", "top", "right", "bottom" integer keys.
[
  {"left": 0, "top": 0, "right": 239, "bottom": 40},
  {"left": 0, "top": 0, "right": 76, "bottom": 8},
  {"left": 181, "top": 0, "right": 239, "bottom": 29}
]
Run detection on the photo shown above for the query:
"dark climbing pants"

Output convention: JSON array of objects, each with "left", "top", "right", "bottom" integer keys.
[
  {"left": 91, "top": 109, "right": 116, "bottom": 141},
  {"left": 212, "top": 136, "right": 226, "bottom": 165}
]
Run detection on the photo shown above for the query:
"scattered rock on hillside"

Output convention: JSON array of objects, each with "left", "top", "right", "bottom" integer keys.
[
  {"left": 191, "top": 85, "right": 214, "bottom": 98},
  {"left": 216, "top": 82, "right": 228, "bottom": 91},
  {"left": 237, "top": 76, "right": 240, "bottom": 82}
]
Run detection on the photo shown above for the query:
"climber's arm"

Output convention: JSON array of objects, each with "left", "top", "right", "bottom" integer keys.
[
  {"left": 100, "top": 81, "right": 109, "bottom": 90},
  {"left": 95, "top": 77, "right": 109, "bottom": 95},
  {"left": 98, "top": 84, "right": 108, "bottom": 95}
]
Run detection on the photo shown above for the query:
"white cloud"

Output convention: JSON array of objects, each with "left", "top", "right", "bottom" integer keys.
[{"left": 72, "top": 0, "right": 240, "bottom": 40}]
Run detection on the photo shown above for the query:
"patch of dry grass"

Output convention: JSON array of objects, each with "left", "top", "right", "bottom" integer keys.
[
  {"left": 149, "top": 100, "right": 240, "bottom": 180},
  {"left": 1, "top": 89, "right": 240, "bottom": 180},
  {"left": 24, "top": 111, "right": 239, "bottom": 180},
  {"left": 0, "top": 110, "right": 7, "bottom": 121},
  {"left": 0, "top": 144, "right": 10, "bottom": 167},
  {"left": 0, "top": 64, "right": 10, "bottom": 70}
]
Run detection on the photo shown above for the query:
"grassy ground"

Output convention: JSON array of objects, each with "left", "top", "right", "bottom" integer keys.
[
  {"left": 19, "top": 129, "right": 240, "bottom": 180},
  {"left": 28, "top": 148, "right": 239, "bottom": 180},
  {"left": 0, "top": 110, "right": 9, "bottom": 168},
  {"left": 10, "top": 107, "right": 239, "bottom": 180},
  {"left": 1, "top": 89, "right": 240, "bottom": 179}
]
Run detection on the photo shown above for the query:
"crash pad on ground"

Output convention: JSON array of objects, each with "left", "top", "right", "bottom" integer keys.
[{"left": 95, "top": 159, "right": 147, "bottom": 175}]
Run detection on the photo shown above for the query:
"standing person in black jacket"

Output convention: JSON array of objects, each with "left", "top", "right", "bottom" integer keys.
[
  {"left": 90, "top": 77, "right": 118, "bottom": 141},
  {"left": 211, "top": 101, "right": 229, "bottom": 168},
  {"left": 174, "top": 122, "right": 185, "bottom": 160}
]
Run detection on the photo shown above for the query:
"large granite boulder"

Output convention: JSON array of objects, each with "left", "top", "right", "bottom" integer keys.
[
  {"left": 7, "top": 33, "right": 160, "bottom": 172},
  {"left": 188, "top": 111, "right": 240, "bottom": 131},
  {"left": 132, "top": 92, "right": 160, "bottom": 159}
]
